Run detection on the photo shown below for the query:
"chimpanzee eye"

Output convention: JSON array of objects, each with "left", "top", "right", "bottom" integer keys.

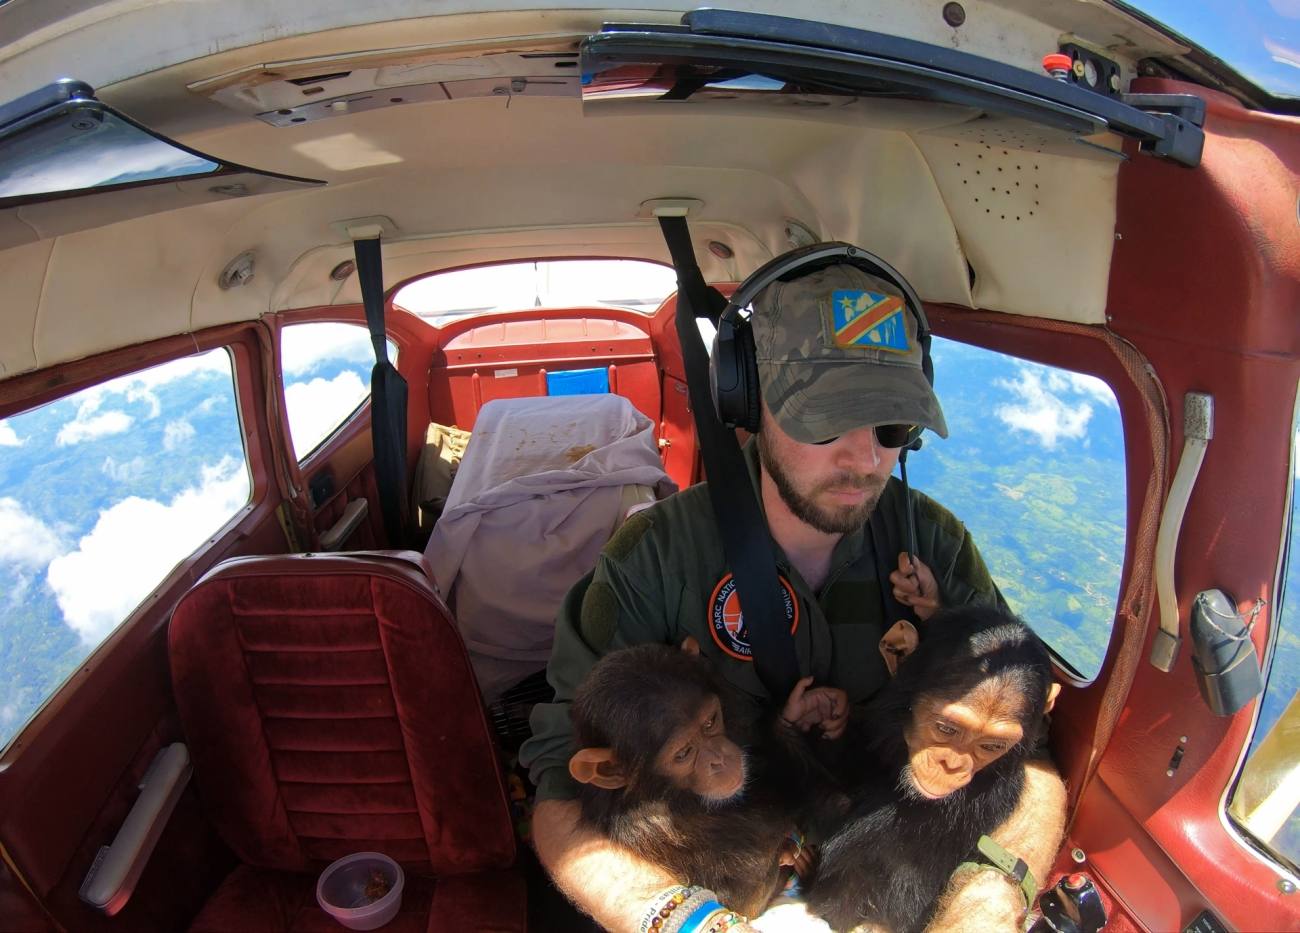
[
  {"left": 980, "top": 743, "right": 1007, "bottom": 754},
  {"left": 673, "top": 744, "right": 693, "bottom": 763},
  {"left": 703, "top": 715, "right": 717, "bottom": 733},
  {"left": 935, "top": 722, "right": 958, "bottom": 737}
]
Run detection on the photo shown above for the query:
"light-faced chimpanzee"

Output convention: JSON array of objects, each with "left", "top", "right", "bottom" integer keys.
[
  {"left": 568, "top": 643, "right": 837, "bottom": 918},
  {"left": 807, "top": 606, "right": 1059, "bottom": 933}
]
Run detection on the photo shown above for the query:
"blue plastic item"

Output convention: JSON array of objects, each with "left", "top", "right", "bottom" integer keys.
[{"left": 546, "top": 367, "right": 609, "bottom": 396}]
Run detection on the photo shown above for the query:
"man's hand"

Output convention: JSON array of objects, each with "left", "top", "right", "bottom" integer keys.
[
  {"left": 532, "top": 798, "right": 679, "bottom": 932},
  {"left": 890, "top": 552, "right": 940, "bottom": 620},
  {"left": 781, "top": 676, "right": 849, "bottom": 739}
]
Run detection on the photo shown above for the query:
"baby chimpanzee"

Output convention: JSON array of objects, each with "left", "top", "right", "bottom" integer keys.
[
  {"left": 808, "top": 606, "right": 1058, "bottom": 933},
  {"left": 569, "top": 643, "right": 844, "bottom": 919}
]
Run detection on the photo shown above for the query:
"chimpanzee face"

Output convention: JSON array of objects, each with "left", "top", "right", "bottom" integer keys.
[
  {"left": 653, "top": 694, "right": 747, "bottom": 802},
  {"left": 901, "top": 678, "right": 1025, "bottom": 799}
]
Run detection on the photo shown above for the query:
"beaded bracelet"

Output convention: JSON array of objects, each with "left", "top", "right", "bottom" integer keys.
[{"left": 638, "top": 885, "right": 699, "bottom": 933}]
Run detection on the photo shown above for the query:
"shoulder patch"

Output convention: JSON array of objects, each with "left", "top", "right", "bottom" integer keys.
[
  {"left": 579, "top": 580, "right": 618, "bottom": 651},
  {"left": 603, "top": 511, "right": 653, "bottom": 563}
]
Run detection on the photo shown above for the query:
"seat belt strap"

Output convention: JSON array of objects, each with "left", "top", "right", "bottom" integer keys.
[
  {"left": 353, "top": 235, "right": 409, "bottom": 546},
  {"left": 658, "top": 216, "right": 800, "bottom": 701}
]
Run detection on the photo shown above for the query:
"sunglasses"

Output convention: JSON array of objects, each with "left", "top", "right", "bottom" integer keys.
[{"left": 813, "top": 424, "right": 917, "bottom": 449}]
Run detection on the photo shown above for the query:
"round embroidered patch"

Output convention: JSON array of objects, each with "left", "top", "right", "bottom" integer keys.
[{"left": 707, "top": 573, "right": 800, "bottom": 661}]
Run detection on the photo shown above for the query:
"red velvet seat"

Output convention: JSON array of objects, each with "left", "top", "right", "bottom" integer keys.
[{"left": 169, "top": 551, "right": 523, "bottom": 932}]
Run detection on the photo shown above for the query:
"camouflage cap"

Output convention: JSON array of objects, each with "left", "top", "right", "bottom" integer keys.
[{"left": 751, "top": 260, "right": 948, "bottom": 445}]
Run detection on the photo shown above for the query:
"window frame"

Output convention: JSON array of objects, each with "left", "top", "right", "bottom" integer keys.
[
  {"left": 925, "top": 305, "right": 1162, "bottom": 691},
  {"left": 1221, "top": 381, "right": 1300, "bottom": 878},
  {"left": 0, "top": 322, "right": 272, "bottom": 761}
]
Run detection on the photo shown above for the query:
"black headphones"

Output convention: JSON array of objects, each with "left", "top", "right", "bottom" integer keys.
[{"left": 709, "top": 241, "right": 934, "bottom": 450}]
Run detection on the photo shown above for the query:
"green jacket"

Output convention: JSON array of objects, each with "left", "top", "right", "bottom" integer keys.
[{"left": 520, "top": 445, "right": 1005, "bottom": 800}]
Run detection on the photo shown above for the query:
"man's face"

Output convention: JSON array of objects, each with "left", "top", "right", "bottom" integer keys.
[{"left": 757, "top": 406, "right": 901, "bottom": 534}]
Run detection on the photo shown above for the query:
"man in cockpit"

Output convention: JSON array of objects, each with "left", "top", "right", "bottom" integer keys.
[{"left": 520, "top": 257, "right": 1066, "bottom": 932}]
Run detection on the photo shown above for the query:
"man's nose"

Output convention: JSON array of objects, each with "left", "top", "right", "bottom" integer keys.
[{"left": 837, "top": 425, "right": 882, "bottom": 468}]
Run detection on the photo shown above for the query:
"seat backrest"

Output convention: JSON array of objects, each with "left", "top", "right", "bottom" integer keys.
[
  {"left": 425, "top": 394, "right": 674, "bottom": 702},
  {"left": 168, "top": 551, "right": 515, "bottom": 876}
]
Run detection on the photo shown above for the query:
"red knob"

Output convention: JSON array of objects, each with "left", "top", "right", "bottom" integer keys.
[
  {"left": 1065, "top": 872, "right": 1088, "bottom": 889},
  {"left": 1042, "top": 53, "right": 1073, "bottom": 77}
]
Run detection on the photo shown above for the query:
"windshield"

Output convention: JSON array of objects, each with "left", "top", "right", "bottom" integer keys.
[{"left": 1117, "top": 0, "right": 1300, "bottom": 100}]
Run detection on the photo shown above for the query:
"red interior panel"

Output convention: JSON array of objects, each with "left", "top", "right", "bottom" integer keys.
[{"left": 428, "top": 311, "right": 660, "bottom": 431}]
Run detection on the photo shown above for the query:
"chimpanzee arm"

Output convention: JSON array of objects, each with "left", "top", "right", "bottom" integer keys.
[{"left": 925, "top": 758, "right": 1067, "bottom": 932}]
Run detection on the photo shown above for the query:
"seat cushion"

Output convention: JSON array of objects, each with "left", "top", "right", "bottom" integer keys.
[
  {"left": 188, "top": 864, "right": 526, "bottom": 932},
  {"left": 169, "top": 552, "right": 516, "bottom": 876}
]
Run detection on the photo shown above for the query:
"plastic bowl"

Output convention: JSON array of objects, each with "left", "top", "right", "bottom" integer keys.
[{"left": 316, "top": 852, "right": 405, "bottom": 931}]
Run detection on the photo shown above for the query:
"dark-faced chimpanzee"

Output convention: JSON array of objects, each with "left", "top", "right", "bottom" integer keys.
[
  {"left": 807, "top": 606, "right": 1059, "bottom": 933},
  {"left": 568, "top": 643, "right": 839, "bottom": 918}
]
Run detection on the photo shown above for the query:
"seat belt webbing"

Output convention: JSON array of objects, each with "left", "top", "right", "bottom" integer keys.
[
  {"left": 658, "top": 216, "right": 800, "bottom": 701},
  {"left": 353, "top": 236, "right": 409, "bottom": 546}
]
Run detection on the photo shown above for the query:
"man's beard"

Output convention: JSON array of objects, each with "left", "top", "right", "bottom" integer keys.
[{"left": 758, "top": 431, "right": 885, "bottom": 534}]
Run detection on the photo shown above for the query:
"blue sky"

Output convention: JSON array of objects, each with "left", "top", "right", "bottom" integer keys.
[{"left": 1123, "top": 0, "right": 1300, "bottom": 98}]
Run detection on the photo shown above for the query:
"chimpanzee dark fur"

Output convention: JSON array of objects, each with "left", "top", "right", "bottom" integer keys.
[
  {"left": 808, "top": 607, "right": 1053, "bottom": 933},
  {"left": 571, "top": 644, "right": 806, "bottom": 918}
]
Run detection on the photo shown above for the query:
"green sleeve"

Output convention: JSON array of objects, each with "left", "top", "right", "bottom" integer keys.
[
  {"left": 519, "top": 516, "right": 676, "bottom": 800},
  {"left": 915, "top": 492, "right": 1009, "bottom": 614}
]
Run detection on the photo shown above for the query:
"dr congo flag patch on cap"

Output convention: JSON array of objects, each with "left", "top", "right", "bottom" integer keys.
[
  {"left": 829, "top": 289, "right": 910, "bottom": 353},
  {"left": 708, "top": 573, "right": 800, "bottom": 660}
]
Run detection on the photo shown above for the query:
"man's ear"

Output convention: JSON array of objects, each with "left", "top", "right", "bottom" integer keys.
[
  {"left": 569, "top": 747, "right": 628, "bottom": 790},
  {"left": 680, "top": 635, "right": 702, "bottom": 656},
  {"left": 879, "top": 620, "right": 920, "bottom": 676},
  {"left": 1044, "top": 681, "right": 1062, "bottom": 715}
]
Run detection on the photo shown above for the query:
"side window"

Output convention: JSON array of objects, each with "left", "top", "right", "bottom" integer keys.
[
  {"left": 1228, "top": 388, "right": 1300, "bottom": 869},
  {"left": 280, "top": 322, "right": 396, "bottom": 461},
  {"left": 0, "top": 349, "right": 250, "bottom": 750},
  {"left": 908, "top": 338, "right": 1127, "bottom": 679}
]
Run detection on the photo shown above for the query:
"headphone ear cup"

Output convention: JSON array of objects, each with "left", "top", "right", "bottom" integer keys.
[
  {"left": 710, "top": 316, "right": 761, "bottom": 433},
  {"left": 736, "top": 322, "right": 760, "bottom": 434}
]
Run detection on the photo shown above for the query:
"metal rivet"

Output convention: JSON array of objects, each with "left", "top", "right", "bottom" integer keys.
[
  {"left": 1071, "top": 848, "right": 1086, "bottom": 864},
  {"left": 942, "top": 2, "right": 966, "bottom": 27},
  {"left": 1180, "top": 735, "right": 1189, "bottom": 743},
  {"left": 1166, "top": 769, "right": 1175, "bottom": 777},
  {"left": 1279, "top": 879, "right": 1297, "bottom": 895}
]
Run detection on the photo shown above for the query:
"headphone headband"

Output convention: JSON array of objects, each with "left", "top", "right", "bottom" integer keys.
[{"left": 722, "top": 242, "right": 931, "bottom": 346}]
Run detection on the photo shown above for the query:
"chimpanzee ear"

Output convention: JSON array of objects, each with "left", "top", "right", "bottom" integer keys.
[
  {"left": 1044, "top": 681, "right": 1062, "bottom": 715},
  {"left": 569, "top": 747, "right": 628, "bottom": 789},
  {"left": 879, "top": 620, "right": 920, "bottom": 676},
  {"left": 680, "top": 635, "right": 702, "bottom": 656}
]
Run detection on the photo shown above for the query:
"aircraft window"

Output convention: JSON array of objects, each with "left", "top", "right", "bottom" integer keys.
[
  {"left": 281, "top": 322, "right": 396, "bottom": 462},
  {"left": 393, "top": 259, "right": 678, "bottom": 325},
  {"left": 1228, "top": 388, "right": 1300, "bottom": 871},
  {"left": 0, "top": 349, "right": 250, "bottom": 750},
  {"left": 907, "top": 338, "right": 1126, "bottom": 680}
]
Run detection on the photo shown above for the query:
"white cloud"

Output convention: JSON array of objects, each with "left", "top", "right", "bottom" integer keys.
[
  {"left": 101, "top": 455, "right": 148, "bottom": 483},
  {"left": 1046, "top": 370, "right": 1117, "bottom": 408},
  {"left": 47, "top": 457, "right": 250, "bottom": 645},
  {"left": 284, "top": 370, "right": 368, "bottom": 457},
  {"left": 281, "top": 323, "right": 374, "bottom": 377},
  {"left": 0, "top": 498, "right": 63, "bottom": 567},
  {"left": 0, "top": 420, "right": 21, "bottom": 446},
  {"left": 127, "top": 386, "right": 162, "bottom": 419},
  {"left": 995, "top": 368, "right": 1093, "bottom": 449},
  {"left": 163, "top": 419, "right": 196, "bottom": 452},
  {"left": 56, "top": 408, "right": 133, "bottom": 446}
]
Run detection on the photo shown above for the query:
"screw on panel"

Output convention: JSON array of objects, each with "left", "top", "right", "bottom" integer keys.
[
  {"left": 1279, "top": 879, "right": 1297, "bottom": 895},
  {"left": 1071, "top": 847, "right": 1086, "bottom": 864},
  {"left": 942, "top": 2, "right": 966, "bottom": 27}
]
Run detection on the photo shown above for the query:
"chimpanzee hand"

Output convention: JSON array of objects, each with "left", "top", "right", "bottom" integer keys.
[
  {"left": 781, "top": 677, "right": 849, "bottom": 739},
  {"left": 890, "top": 552, "right": 940, "bottom": 620},
  {"left": 778, "top": 831, "right": 816, "bottom": 880}
]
